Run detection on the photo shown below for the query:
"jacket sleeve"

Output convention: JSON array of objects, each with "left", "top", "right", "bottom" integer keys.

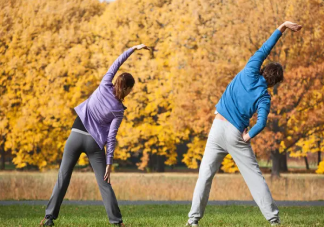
[
  {"left": 106, "top": 112, "right": 124, "bottom": 165},
  {"left": 101, "top": 48, "right": 135, "bottom": 85},
  {"left": 248, "top": 95, "right": 271, "bottom": 138},
  {"left": 245, "top": 29, "right": 282, "bottom": 74}
]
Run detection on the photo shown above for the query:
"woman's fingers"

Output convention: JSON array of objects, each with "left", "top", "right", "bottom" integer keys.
[
  {"left": 135, "top": 44, "right": 151, "bottom": 50},
  {"left": 104, "top": 170, "right": 109, "bottom": 181},
  {"left": 141, "top": 45, "right": 148, "bottom": 50},
  {"left": 104, "top": 174, "right": 110, "bottom": 182},
  {"left": 107, "top": 176, "right": 111, "bottom": 184}
]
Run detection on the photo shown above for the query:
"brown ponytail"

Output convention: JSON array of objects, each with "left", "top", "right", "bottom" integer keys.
[{"left": 113, "top": 73, "right": 135, "bottom": 101}]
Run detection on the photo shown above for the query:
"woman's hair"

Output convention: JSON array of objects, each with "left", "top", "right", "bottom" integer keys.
[
  {"left": 113, "top": 73, "right": 135, "bottom": 101},
  {"left": 260, "top": 62, "right": 284, "bottom": 87}
]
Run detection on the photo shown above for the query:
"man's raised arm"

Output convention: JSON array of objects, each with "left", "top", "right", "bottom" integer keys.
[{"left": 245, "top": 21, "right": 302, "bottom": 74}]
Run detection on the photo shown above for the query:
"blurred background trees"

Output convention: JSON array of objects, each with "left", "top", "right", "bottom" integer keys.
[{"left": 1, "top": 0, "right": 323, "bottom": 175}]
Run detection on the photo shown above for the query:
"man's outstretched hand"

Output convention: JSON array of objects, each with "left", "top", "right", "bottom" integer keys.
[
  {"left": 284, "top": 21, "right": 302, "bottom": 32},
  {"left": 278, "top": 21, "right": 302, "bottom": 33}
]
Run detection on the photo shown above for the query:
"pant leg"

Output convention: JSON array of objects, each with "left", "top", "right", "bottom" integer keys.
[
  {"left": 45, "top": 132, "right": 82, "bottom": 219},
  {"left": 84, "top": 135, "right": 122, "bottom": 224},
  {"left": 224, "top": 123, "right": 279, "bottom": 221},
  {"left": 188, "top": 119, "right": 228, "bottom": 223}
]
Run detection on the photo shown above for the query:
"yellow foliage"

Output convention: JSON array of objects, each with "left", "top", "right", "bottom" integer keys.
[
  {"left": 316, "top": 161, "right": 324, "bottom": 174},
  {"left": 1, "top": 0, "right": 324, "bottom": 172},
  {"left": 289, "top": 132, "right": 324, "bottom": 158},
  {"left": 182, "top": 137, "right": 206, "bottom": 169},
  {"left": 221, "top": 154, "right": 239, "bottom": 173},
  {"left": 1, "top": 0, "right": 104, "bottom": 169},
  {"left": 78, "top": 153, "right": 89, "bottom": 166}
]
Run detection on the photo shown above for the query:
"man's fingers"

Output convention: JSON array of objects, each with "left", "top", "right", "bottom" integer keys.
[
  {"left": 293, "top": 25, "right": 301, "bottom": 31},
  {"left": 289, "top": 24, "right": 302, "bottom": 32}
]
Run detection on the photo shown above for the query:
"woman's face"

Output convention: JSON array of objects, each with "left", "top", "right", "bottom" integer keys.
[{"left": 124, "top": 86, "right": 133, "bottom": 97}]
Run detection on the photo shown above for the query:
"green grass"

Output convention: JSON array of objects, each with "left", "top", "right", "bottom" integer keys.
[{"left": 0, "top": 205, "right": 324, "bottom": 227}]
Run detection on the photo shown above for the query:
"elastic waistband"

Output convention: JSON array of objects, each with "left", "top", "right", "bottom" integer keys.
[
  {"left": 71, "top": 128, "right": 91, "bottom": 136},
  {"left": 213, "top": 117, "right": 241, "bottom": 135}
]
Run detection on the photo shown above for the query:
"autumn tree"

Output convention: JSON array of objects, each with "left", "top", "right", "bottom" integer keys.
[
  {"left": 171, "top": 0, "right": 324, "bottom": 175},
  {"left": 246, "top": 0, "right": 324, "bottom": 176},
  {"left": 1, "top": 0, "right": 323, "bottom": 175},
  {"left": 1, "top": 0, "right": 105, "bottom": 169}
]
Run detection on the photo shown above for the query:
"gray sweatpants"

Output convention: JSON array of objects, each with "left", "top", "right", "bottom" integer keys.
[
  {"left": 45, "top": 131, "right": 122, "bottom": 224},
  {"left": 188, "top": 118, "right": 279, "bottom": 223}
]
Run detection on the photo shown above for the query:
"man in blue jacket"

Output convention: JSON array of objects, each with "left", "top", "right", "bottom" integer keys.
[{"left": 186, "top": 21, "right": 302, "bottom": 227}]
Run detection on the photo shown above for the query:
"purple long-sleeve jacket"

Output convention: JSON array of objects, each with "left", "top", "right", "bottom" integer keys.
[{"left": 75, "top": 47, "right": 135, "bottom": 164}]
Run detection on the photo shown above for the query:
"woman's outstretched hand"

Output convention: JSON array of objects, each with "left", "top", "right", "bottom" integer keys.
[
  {"left": 104, "top": 164, "right": 112, "bottom": 184},
  {"left": 284, "top": 21, "right": 302, "bottom": 32},
  {"left": 133, "top": 44, "right": 150, "bottom": 51}
]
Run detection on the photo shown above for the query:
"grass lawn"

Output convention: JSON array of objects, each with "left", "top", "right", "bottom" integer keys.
[{"left": 0, "top": 204, "right": 323, "bottom": 227}]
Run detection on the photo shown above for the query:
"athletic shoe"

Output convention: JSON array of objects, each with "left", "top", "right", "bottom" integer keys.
[
  {"left": 270, "top": 218, "right": 281, "bottom": 226},
  {"left": 40, "top": 217, "right": 54, "bottom": 226},
  {"left": 186, "top": 220, "right": 199, "bottom": 226}
]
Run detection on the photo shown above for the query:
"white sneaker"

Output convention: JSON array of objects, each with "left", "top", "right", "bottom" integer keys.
[
  {"left": 270, "top": 218, "right": 281, "bottom": 226},
  {"left": 186, "top": 221, "right": 199, "bottom": 227}
]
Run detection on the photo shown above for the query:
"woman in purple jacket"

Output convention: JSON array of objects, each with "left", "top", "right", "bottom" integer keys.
[{"left": 41, "top": 44, "right": 149, "bottom": 226}]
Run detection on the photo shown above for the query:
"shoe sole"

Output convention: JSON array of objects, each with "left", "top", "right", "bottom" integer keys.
[{"left": 186, "top": 223, "right": 198, "bottom": 227}]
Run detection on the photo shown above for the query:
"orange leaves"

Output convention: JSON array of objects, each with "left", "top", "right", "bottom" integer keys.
[{"left": 1, "top": 0, "right": 323, "bottom": 172}]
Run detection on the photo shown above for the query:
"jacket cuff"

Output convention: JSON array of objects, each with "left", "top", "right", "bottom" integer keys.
[{"left": 106, "top": 156, "right": 113, "bottom": 165}]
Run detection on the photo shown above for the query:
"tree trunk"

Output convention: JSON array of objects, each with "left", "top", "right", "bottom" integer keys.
[
  {"left": 279, "top": 152, "right": 288, "bottom": 172},
  {"left": 0, "top": 135, "right": 5, "bottom": 170},
  {"left": 0, "top": 148, "right": 5, "bottom": 170},
  {"left": 148, "top": 154, "right": 165, "bottom": 172},
  {"left": 318, "top": 151, "right": 322, "bottom": 165},
  {"left": 271, "top": 150, "right": 281, "bottom": 177},
  {"left": 271, "top": 150, "right": 288, "bottom": 177},
  {"left": 318, "top": 141, "right": 322, "bottom": 165},
  {"left": 156, "top": 155, "right": 165, "bottom": 172},
  {"left": 304, "top": 156, "right": 309, "bottom": 170}
]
